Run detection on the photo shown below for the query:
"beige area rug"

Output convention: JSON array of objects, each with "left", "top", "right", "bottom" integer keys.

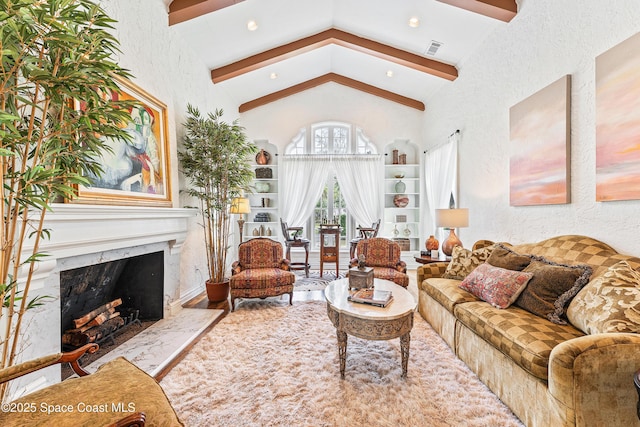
[{"left": 161, "top": 300, "right": 524, "bottom": 427}]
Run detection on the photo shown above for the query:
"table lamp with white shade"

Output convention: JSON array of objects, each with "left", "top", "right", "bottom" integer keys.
[
  {"left": 435, "top": 208, "right": 469, "bottom": 256},
  {"left": 230, "top": 197, "right": 251, "bottom": 243}
]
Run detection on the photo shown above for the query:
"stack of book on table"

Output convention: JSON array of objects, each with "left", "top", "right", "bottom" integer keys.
[{"left": 348, "top": 288, "right": 394, "bottom": 308}]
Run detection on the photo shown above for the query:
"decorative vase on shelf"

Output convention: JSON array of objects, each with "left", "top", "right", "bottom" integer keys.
[
  {"left": 266, "top": 227, "right": 272, "bottom": 236},
  {"left": 403, "top": 225, "right": 411, "bottom": 237},
  {"left": 392, "top": 224, "right": 399, "bottom": 237},
  {"left": 255, "top": 181, "right": 270, "bottom": 193},
  {"left": 393, "top": 194, "right": 409, "bottom": 208},
  {"left": 256, "top": 149, "right": 271, "bottom": 165},
  {"left": 394, "top": 180, "right": 406, "bottom": 193},
  {"left": 252, "top": 228, "right": 259, "bottom": 236},
  {"left": 426, "top": 235, "right": 439, "bottom": 251}
]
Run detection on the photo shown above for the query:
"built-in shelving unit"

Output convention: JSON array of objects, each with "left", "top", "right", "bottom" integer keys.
[
  {"left": 246, "top": 141, "right": 279, "bottom": 241},
  {"left": 383, "top": 140, "right": 420, "bottom": 252}
]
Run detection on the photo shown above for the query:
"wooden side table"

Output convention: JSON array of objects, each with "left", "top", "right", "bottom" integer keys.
[
  {"left": 414, "top": 255, "right": 449, "bottom": 264},
  {"left": 320, "top": 224, "right": 340, "bottom": 277}
]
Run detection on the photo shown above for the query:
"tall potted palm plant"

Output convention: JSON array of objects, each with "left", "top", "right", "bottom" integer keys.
[
  {"left": 179, "top": 105, "right": 257, "bottom": 301},
  {"left": 0, "top": 0, "right": 136, "bottom": 401}
]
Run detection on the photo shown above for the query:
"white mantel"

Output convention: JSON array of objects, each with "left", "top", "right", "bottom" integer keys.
[{"left": 41, "top": 204, "right": 196, "bottom": 258}]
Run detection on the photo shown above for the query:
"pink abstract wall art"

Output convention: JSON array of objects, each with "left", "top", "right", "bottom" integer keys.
[
  {"left": 596, "top": 32, "right": 640, "bottom": 201},
  {"left": 509, "top": 75, "right": 571, "bottom": 206}
]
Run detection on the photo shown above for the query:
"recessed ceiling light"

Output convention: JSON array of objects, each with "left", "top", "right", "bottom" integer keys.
[
  {"left": 408, "top": 17, "right": 420, "bottom": 28},
  {"left": 270, "top": 72, "right": 278, "bottom": 80},
  {"left": 247, "top": 20, "right": 258, "bottom": 31},
  {"left": 386, "top": 70, "right": 394, "bottom": 78}
]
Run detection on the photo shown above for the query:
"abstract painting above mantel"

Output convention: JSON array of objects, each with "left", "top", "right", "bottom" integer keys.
[
  {"left": 509, "top": 75, "right": 571, "bottom": 206},
  {"left": 69, "top": 77, "right": 172, "bottom": 207},
  {"left": 596, "top": 32, "right": 640, "bottom": 202}
]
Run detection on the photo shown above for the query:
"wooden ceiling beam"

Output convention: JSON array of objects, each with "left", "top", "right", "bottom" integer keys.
[
  {"left": 436, "top": 0, "right": 517, "bottom": 23},
  {"left": 212, "top": 28, "right": 458, "bottom": 84},
  {"left": 168, "top": 0, "right": 245, "bottom": 26},
  {"left": 238, "top": 73, "right": 425, "bottom": 113}
]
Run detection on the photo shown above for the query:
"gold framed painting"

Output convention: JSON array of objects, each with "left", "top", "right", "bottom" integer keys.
[{"left": 70, "top": 76, "right": 172, "bottom": 207}]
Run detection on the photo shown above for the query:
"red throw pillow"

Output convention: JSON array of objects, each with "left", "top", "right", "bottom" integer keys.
[{"left": 459, "top": 263, "right": 533, "bottom": 309}]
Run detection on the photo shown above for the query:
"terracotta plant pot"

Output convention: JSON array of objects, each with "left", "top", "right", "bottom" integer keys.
[{"left": 206, "top": 279, "right": 230, "bottom": 302}]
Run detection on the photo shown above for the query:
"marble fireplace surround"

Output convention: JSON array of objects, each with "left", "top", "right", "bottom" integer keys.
[{"left": 12, "top": 203, "right": 197, "bottom": 397}]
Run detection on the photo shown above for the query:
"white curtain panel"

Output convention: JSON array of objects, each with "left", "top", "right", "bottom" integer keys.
[
  {"left": 280, "top": 155, "right": 332, "bottom": 227},
  {"left": 424, "top": 133, "right": 459, "bottom": 236},
  {"left": 332, "top": 155, "right": 383, "bottom": 229}
]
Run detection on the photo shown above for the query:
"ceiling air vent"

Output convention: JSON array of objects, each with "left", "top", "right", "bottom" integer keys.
[{"left": 425, "top": 40, "right": 443, "bottom": 56}]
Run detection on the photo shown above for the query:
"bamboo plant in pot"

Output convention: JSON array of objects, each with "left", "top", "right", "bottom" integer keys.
[
  {"left": 0, "top": 0, "right": 136, "bottom": 401},
  {"left": 179, "top": 105, "right": 257, "bottom": 302}
]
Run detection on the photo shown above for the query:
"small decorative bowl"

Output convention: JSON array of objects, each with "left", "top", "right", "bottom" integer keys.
[{"left": 394, "top": 173, "right": 405, "bottom": 179}]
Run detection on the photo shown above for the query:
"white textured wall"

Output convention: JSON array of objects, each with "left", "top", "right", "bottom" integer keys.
[
  {"left": 102, "top": 0, "right": 240, "bottom": 301},
  {"left": 240, "top": 83, "right": 425, "bottom": 155},
  {"left": 423, "top": 0, "right": 640, "bottom": 255},
  {"left": 104, "top": 0, "right": 640, "bottom": 272}
]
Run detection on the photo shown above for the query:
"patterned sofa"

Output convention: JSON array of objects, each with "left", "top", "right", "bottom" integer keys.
[{"left": 417, "top": 235, "right": 640, "bottom": 427}]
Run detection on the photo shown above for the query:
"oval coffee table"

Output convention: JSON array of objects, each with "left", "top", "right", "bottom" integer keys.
[{"left": 324, "top": 278, "right": 417, "bottom": 378}]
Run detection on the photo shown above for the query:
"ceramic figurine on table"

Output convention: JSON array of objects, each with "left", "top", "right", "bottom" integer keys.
[{"left": 358, "top": 254, "right": 366, "bottom": 270}]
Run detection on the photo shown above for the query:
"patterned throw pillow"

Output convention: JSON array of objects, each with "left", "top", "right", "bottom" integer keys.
[
  {"left": 567, "top": 260, "right": 640, "bottom": 334},
  {"left": 486, "top": 243, "right": 532, "bottom": 271},
  {"left": 459, "top": 263, "right": 533, "bottom": 309},
  {"left": 443, "top": 244, "right": 495, "bottom": 280},
  {"left": 515, "top": 256, "right": 592, "bottom": 325}
]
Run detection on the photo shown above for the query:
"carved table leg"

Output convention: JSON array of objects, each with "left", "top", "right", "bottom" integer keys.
[
  {"left": 337, "top": 330, "right": 348, "bottom": 379},
  {"left": 400, "top": 332, "right": 411, "bottom": 378}
]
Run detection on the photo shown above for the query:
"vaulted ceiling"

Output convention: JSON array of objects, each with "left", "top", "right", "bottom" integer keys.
[{"left": 166, "top": 0, "right": 517, "bottom": 112}]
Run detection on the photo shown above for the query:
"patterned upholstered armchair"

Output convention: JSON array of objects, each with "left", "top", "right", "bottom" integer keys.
[
  {"left": 229, "top": 238, "right": 296, "bottom": 311},
  {"left": 0, "top": 343, "right": 181, "bottom": 426},
  {"left": 349, "top": 237, "right": 409, "bottom": 287}
]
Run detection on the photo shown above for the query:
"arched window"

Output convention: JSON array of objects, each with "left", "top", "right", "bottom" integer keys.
[
  {"left": 286, "top": 122, "right": 376, "bottom": 155},
  {"left": 312, "top": 123, "right": 348, "bottom": 154},
  {"left": 287, "top": 128, "right": 306, "bottom": 155},
  {"left": 284, "top": 122, "right": 377, "bottom": 249}
]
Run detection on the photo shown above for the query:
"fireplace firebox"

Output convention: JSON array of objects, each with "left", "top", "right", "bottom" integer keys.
[{"left": 60, "top": 251, "right": 164, "bottom": 349}]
